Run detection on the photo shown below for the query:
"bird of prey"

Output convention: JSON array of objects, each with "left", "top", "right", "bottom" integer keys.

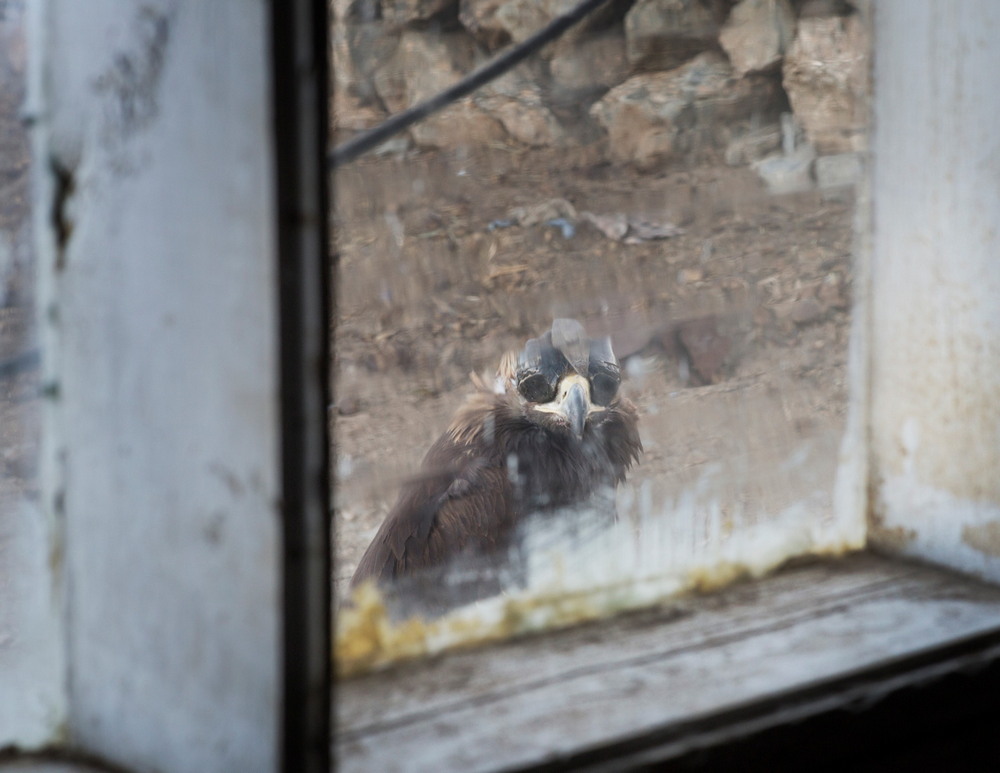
[{"left": 349, "top": 319, "right": 642, "bottom": 614}]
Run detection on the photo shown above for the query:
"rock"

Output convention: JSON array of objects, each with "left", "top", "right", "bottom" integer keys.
[
  {"left": 549, "top": 31, "right": 630, "bottom": 98},
  {"left": 814, "top": 151, "right": 863, "bottom": 190},
  {"left": 330, "top": 23, "right": 391, "bottom": 132},
  {"left": 461, "top": 0, "right": 616, "bottom": 54},
  {"left": 491, "top": 99, "right": 565, "bottom": 146},
  {"left": 624, "top": 0, "right": 724, "bottom": 71},
  {"left": 774, "top": 297, "right": 825, "bottom": 325},
  {"left": 591, "top": 70, "right": 687, "bottom": 168},
  {"left": 677, "top": 266, "right": 704, "bottom": 284},
  {"left": 496, "top": 0, "right": 578, "bottom": 46},
  {"left": 789, "top": 297, "right": 825, "bottom": 324},
  {"left": 506, "top": 198, "right": 578, "bottom": 226},
  {"left": 383, "top": 0, "right": 459, "bottom": 25},
  {"left": 370, "top": 28, "right": 430, "bottom": 115},
  {"left": 331, "top": 0, "right": 380, "bottom": 21},
  {"left": 724, "top": 122, "right": 783, "bottom": 165},
  {"left": 372, "top": 29, "right": 508, "bottom": 149},
  {"left": 676, "top": 316, "right": 732, "bottom": 385},
  {"left": 368, "top": 25, "right": 565, "bottom": 149},
  {"left": 782, "top": 14, "right": 869, "bottom": 154},
  {"left": 330, "top": 0, "right": 390, "bottom": 131},
  {"left": 798, "top": 0, "right": 854, "bottom": 19},
  {"left": 581, "top": 212, "right": 629, "bottom": 241},
  {"left": 337, "top": 395, "right": 364, "bottom": 416},
  {"left": 719, "top": 0, "right": 796, "bottom": 76},
  {"left": 818, "top": 271, "right": 849, "bottom": 310},
  {"left": 752, "top": 113, "right": 816, "bottom": 191},
  {"left": 589, "top": 52, "right": 784, "bottom": 169},
  {"left": 476, "top": 68, "right": 568, "bottom": 147},
  {"left": 459, "top": 0, "right": 510, "bottom": 49},
  {"left": 410, "top": 108, "right": 506, "bottom": 154},
  {"left": 578, "top": 212, "right": 684, "bottom": 243},
  {"left": 752, "top": 142, "right": 816, "bottom": 193}
]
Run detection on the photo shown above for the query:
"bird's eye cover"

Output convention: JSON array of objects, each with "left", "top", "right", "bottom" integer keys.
[
  {"left": 516, "top": 336, "right": 565, "bottom": 403},
  {"left": 587, "top": 336, "right": 620, "bottom": 405},
  {"left": 588, "top": 362, "right": 621, "bottom": 406},
  {"left": 516, "top": 370, "right": 558, "bottom": 403}
]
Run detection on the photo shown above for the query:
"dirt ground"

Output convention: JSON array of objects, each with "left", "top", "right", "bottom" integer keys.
[{"left": 332, "top": 142, "right": 854, "bottom": 599}]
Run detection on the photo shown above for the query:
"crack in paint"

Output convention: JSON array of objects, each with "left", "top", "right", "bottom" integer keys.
[{"left": 48, "top": 156, "right": 75, "bottom": 271}]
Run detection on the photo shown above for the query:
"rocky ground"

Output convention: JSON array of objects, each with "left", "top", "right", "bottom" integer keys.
[
  {"left": 332, "top": 142, "right": 855, "bottom": 598},
  {"left": 330, "top": 0, "right": 868, "bottom": 604}
]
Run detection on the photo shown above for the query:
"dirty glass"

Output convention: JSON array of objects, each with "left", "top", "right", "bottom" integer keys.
[{"left": 331, "top": 0, "right": 868, "bottom": 669}]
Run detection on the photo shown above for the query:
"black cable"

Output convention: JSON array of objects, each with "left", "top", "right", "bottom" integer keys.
[{"left": 328, "top": 0, "right": 615, "bottom": 169}]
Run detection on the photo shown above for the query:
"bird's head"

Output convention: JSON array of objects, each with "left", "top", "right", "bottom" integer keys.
[{"left": 508, "top": 319, "right": 622, "bottom": 441}]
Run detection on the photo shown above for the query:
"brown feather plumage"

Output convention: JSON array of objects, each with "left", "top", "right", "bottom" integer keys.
[{"left": 350, "top": 322, "right": 642, "bottom": 613}]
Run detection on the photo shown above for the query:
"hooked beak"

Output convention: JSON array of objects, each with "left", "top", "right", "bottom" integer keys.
[
  {"left": 533, "top": 373, "right": 596, "bottom": 439},
  {"left": 563, "top": 380, "right": 588, "bottom": 439}
]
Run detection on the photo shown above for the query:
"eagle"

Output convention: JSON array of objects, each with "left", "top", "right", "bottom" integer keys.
[{"left": 349, "top": 319, "right": 642, "bottom": 615}]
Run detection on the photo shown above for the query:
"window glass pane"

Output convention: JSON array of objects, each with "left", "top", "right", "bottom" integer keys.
[{"left": 332, "top": 0, "right": 868, "bottom": 668}]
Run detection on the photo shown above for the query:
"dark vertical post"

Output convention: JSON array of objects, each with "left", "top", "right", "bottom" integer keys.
[{"left": 270, "top": 1, "right": 331, "bottom": 771}]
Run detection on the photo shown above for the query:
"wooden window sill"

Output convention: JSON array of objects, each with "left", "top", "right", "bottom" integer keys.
[{"left": 335, "top": 552, "right": 1000, "bottom": 771}]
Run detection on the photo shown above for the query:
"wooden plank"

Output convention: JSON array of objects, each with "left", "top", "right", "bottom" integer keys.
[
  {"left": 334, "top": 554, "right": 1000, "bottom": 772},
  {"left": 869, "top": 0, "right": 1000, "bottom": 580},
  {"left": 32, "top": 2, "right": 282, "bottom": 769}
]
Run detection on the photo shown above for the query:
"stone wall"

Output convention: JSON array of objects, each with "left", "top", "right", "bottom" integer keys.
[{"left": 331, "top": 0, "right": 867, "bottom": 190}]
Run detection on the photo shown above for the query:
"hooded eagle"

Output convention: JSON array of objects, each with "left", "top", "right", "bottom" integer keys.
[{"left": 350, "top": 319, "right": 642, "bottom": 612}]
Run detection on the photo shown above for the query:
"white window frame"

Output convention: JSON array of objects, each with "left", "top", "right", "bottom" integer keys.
[{"left": 3, "top": 0, "right": 999, "bottom": 770}]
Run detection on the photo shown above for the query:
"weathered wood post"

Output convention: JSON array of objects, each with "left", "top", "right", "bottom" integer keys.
[
  {"left": 4, "top": 0, "right": 330, "bottom": 770},
  {"left": 867, "top": 1, "right": 1000, "bottom": 579}
]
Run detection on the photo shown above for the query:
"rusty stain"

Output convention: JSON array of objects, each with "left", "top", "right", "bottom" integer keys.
[
  {"left": 869, "top": 524, "right": 917, "bottom": 553},
  {"left": 876, "top": 338, "right": 1000, "bottom": 504},
  {"left": 335, "top": 580, "right": 607, "bottom": 679},
  {"left": 866, "top": 473, "right": 916, "bottom": 551},
  {"left": 961, "top": 521, "right": 1000, "bottom": 558},
  {"left": 336, "top": 541, "right": 864, "bottom": 679},
  {"left": 868, "top": 501, "right": 916, "bottom": 552}
]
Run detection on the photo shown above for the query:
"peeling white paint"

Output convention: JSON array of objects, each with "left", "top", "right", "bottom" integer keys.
[
  {"left": 27, "top": 0, "right": 282, "bottom": 769},
  {"left": 0, "top": 1, "right": 67, "bottom": 751},
  {"left": 0, "top": 501, "right": 66, "bottom": 748},
  {"left": 869, "top": 0, "right": 1000, "bottom": 580},
  {"left": 880, "top": 475, "right": 1000, "bottom": 580}
]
